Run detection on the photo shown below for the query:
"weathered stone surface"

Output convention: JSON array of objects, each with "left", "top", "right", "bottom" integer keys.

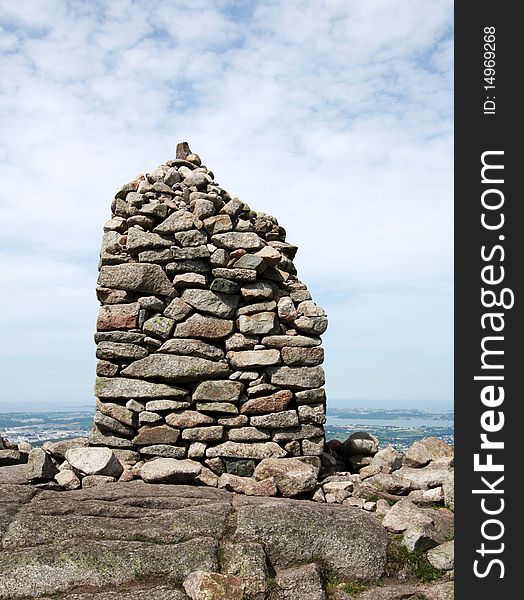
[
  {"left": 166, "top": 411, "right": 216, "bottom": 428},
  {"left": 98, "top": 264, "right": 175, "bottom": 296},
  {"left": 240, "top": 390, "right": 292, "bottom": 415},
  {"left": 370, "top": 445, "right": 404, "bottom": 471},
  {"left": 268, "top": 366, "right": 325, "bottom": 389},
  {"left": 89, "top": 429, "right": 135, "bottom": 449},
  {"left": 210, "top": 278, "right": 239, "bottom": 295},
  {"left": 203, "top": 214, "right": 233, "bottom": 234},
  {"left": 164, "top": 297, "right": 193, "bottom": 321},
  {"left": 43, "top": 438, "right": 88, "bottom": 460},
  {"left": 173, "top": 272, "right": 207, "bottom": 289},
  {"left": 159, "top": 338, "right": 224, "bottom": 360},
  {"left": 26, "top": 449, "right": 58, "bottom": 481},
  {"left": 281, "top": 347, "right": 324, "bottom": 366},
  {"left": 233, "top": 254, "right": 265, "bottom": 271},
  {"left": 395, "top": 465, "right": 453, "bottom": 490},
  {"left": 121, "top": 354, "right": 230, "bottom": 382},
  {"left": 293, "top": 316, "right": 328, "bottom": 335},
  {"left": 182, "top": 426, "right": 224, "bottom": 442},
  {"left": 126, "top": 228, "right": 172, "bottom": 253},
  {"left": 95, "top": 377, "right": 187, "bottom": 400},
  {"left": 175, "top": 229, "right": 207, "bottom": 247},
  {"left": 207, "top": 442, "right": 287, "bottom": 459},
  {"left": 254, "top": 458, "right": 317, "bottom": 497},
  {"left": 295, "top": 388, "right": 326, "bottom": 404},
  {"left": 139, "top": 445, "right": 187, "bottom": 459},
  {"left": 365, "top": 473, "right": 413, "bottom": 496},
  {"left": 96, "top": 402, "right": 136, "bottom": 427},
  {"left": 427, "top": 540, "right": 454, "bottom": 570},
  {"left": 140, "top": 458, "right": 201, "bottom": 483},
  {"left": 175, "top": 314, "right": 234, "bottom": 339},
  {"left": 172, "top": 245, "right": 210, "bottom": 260},
  {"left": 94, "top": 411, "right": 135, "bottom": 437},
  {"left": 302, "top": 437, "right": 324, "bottom": 456},
  {"left": 196, "top": 402, "right": 239, "bottom": 415},
  {"left": 262, "top": 335, "right": 320, "bottom": 348},
  {"left": 250, "top": 410, "right": 299, "bottom": 429},
  {"left": 404, "top": 437, "right": 454, "bottom": 468},
  {"left": 212, "top": 232, "right": 264, "bottom": 251},
  {"left": 183, "top": 571, "right": 244, "bottom": 600},
  {"left": 237, "top": 312, "right": 278, "bottom": 335},
  {"left": 65, "top": 447, "right": 123, "bottom": 478},
  {"left": 236, "top": 301, "right": 276, "bottom": 316},
  {"left": 82, "top": 475, "right": 117, "bottom": 489},
  {"left": 95, "top": 331, "right": 145, "bottom": 344},
  {"left": 221, "top": 541, "right": 268, "bottom": 598},
  {"left": 145, "top": 400, "right": 190, "bottom": 412},
  {"left": 96, "top": 341, "right": 148, "bottom": 361},
  {"left": 97, "top": 303, "right": 140, "bottom": 330},
  {"left": 143, "top": 315, "right": 175, "bottom": 339},
  {"left": 342, "top": 432, "right": 379, "bottom": 457},
  {"left": 96, "top": 359, "right": 119, "bottom": 376},
  {"left": 55, "top": 469, "right": 81, "bottom": 490},
  {"left": 218, "top": 415, "right": 249, "bottom": 427},
  {"left": 297, "top": 404, "right": 326, "bottom": 425},
  {"left": 235, "top": 501, "right": 388, "bottom": 579},
  {"left": 211, "top": 268, "right": 257, "bottom": 282},
  {"left": 382, "top": 499, "right": 435, "bottom": 533},
  {"left": 225, "top": 333, "right": 258, "bottom": 351},
  {"left": 274, "top": 563, "right": 326, "bottom": 600},
  {"left": 240, "top": 282, "right": 274, "bottom": 301},
  {"left": 228, "top": 349, "right": 281, "bottom": 368},
  {"left": 133, "top": 425, "right": 180, "bottom": 446},
  {"left": 193, "top": 380, "right": 244, "bottom": 402},
  {"left": 154, "top": 209, "right": 195, "bottom": 234},
  {"left": 138, "top": 411, "right": 162, "bottom": 424},
  {"left": 181, "top": 289, "right": 239, "bottom": 318},
  {"left": 227, "top": 427, "right": 270, "bottom": 442},
  {"left": 218, "top": 473, "right": 276, "bottom": 496},
  {"left": 272, "top": 424, "right": 324, "bottom": 442}
]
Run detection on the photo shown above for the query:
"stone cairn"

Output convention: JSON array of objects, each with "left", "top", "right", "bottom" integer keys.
[{"left": 90, "top": 142, "right": 328, "bottom": 491}]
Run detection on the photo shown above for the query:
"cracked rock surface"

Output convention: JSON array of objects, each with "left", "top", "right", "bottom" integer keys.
[{"left": 0, "top": 465, "right": 388, "bottom": 599}]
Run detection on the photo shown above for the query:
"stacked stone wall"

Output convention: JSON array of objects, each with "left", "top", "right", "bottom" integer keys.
[{"left": 92, "top": 142, "right": 328, "bottom": 479}]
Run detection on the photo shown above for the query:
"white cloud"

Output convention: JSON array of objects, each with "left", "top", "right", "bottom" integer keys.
[{"left": 0, "top": 0, "right": 453, "bottom": 410}]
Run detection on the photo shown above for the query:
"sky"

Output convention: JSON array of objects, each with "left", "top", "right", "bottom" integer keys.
[{"left": 0, "top": 0, "right": 453, "bottom": 412}]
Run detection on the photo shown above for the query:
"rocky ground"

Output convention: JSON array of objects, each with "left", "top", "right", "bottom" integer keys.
[{"left": 0, "top": 434, "right": 454, "bottom": 600}]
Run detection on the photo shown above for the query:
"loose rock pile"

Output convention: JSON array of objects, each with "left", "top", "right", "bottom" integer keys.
[
  {"left": 0, "top": 436, "right": 454, "bottom": 599},
  {"left": 91, "top": 142, "right": 328, "bottom": 488},
  {"left": 0, "top": 436, "right": 32, "bottom": 466}
]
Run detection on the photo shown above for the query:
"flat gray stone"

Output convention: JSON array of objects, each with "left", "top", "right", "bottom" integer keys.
[
  {"left": 181, "top": 289, "right": 239, "bottom": 319},
  {"left": 175, "top": 314, "right": 234, "bottom": 339},
  {"left": 96, "top": 342, "right": 148, "bottom": 361},
  {"left": 159, "top": 338, "right": 224, "bottom": 360},
  {"left": 95, "top": 377, "right": 187, "bottom": 400},
  {"left": 140, "top": 458, "right": 202, "bottom": 483},
  {"left": 211, "top": 232, "right": 264, "bottom": 251},
  {"left": 237, "top": 312, "right": 278, "bottom": 335},
  {"left": 206, "top": 442, "right": 287, "bottom": 460},
  {"left": 193, "top": 380, "right": 244, "bottom": 402},
  {"left": 228, "top": 349, "right": 281, "bottom": 368},
  {"left": 250, "top": 410, "right": 299, "bottom": 429},
  {"left": 235, "top": 500, "right": 388, "bottom": 580},
  {"left": 267, "top": 366, "right": 325, "bottom": 389},
  {"left": 121, "top": 354, "right": 230, "bottom": 382},
  {"left": 26, "top": 449, "right": 57, "bottom": 481},
  {"left": 98, "top": 264, "right": 175, "bottom": 297},
  {"left": 65, "top": 447, "right": 123, "bottom": 478}
]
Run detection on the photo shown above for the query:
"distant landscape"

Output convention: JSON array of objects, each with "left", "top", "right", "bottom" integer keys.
[{"left": 0, "top": 406, "right": 453, "bottom": 451}]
